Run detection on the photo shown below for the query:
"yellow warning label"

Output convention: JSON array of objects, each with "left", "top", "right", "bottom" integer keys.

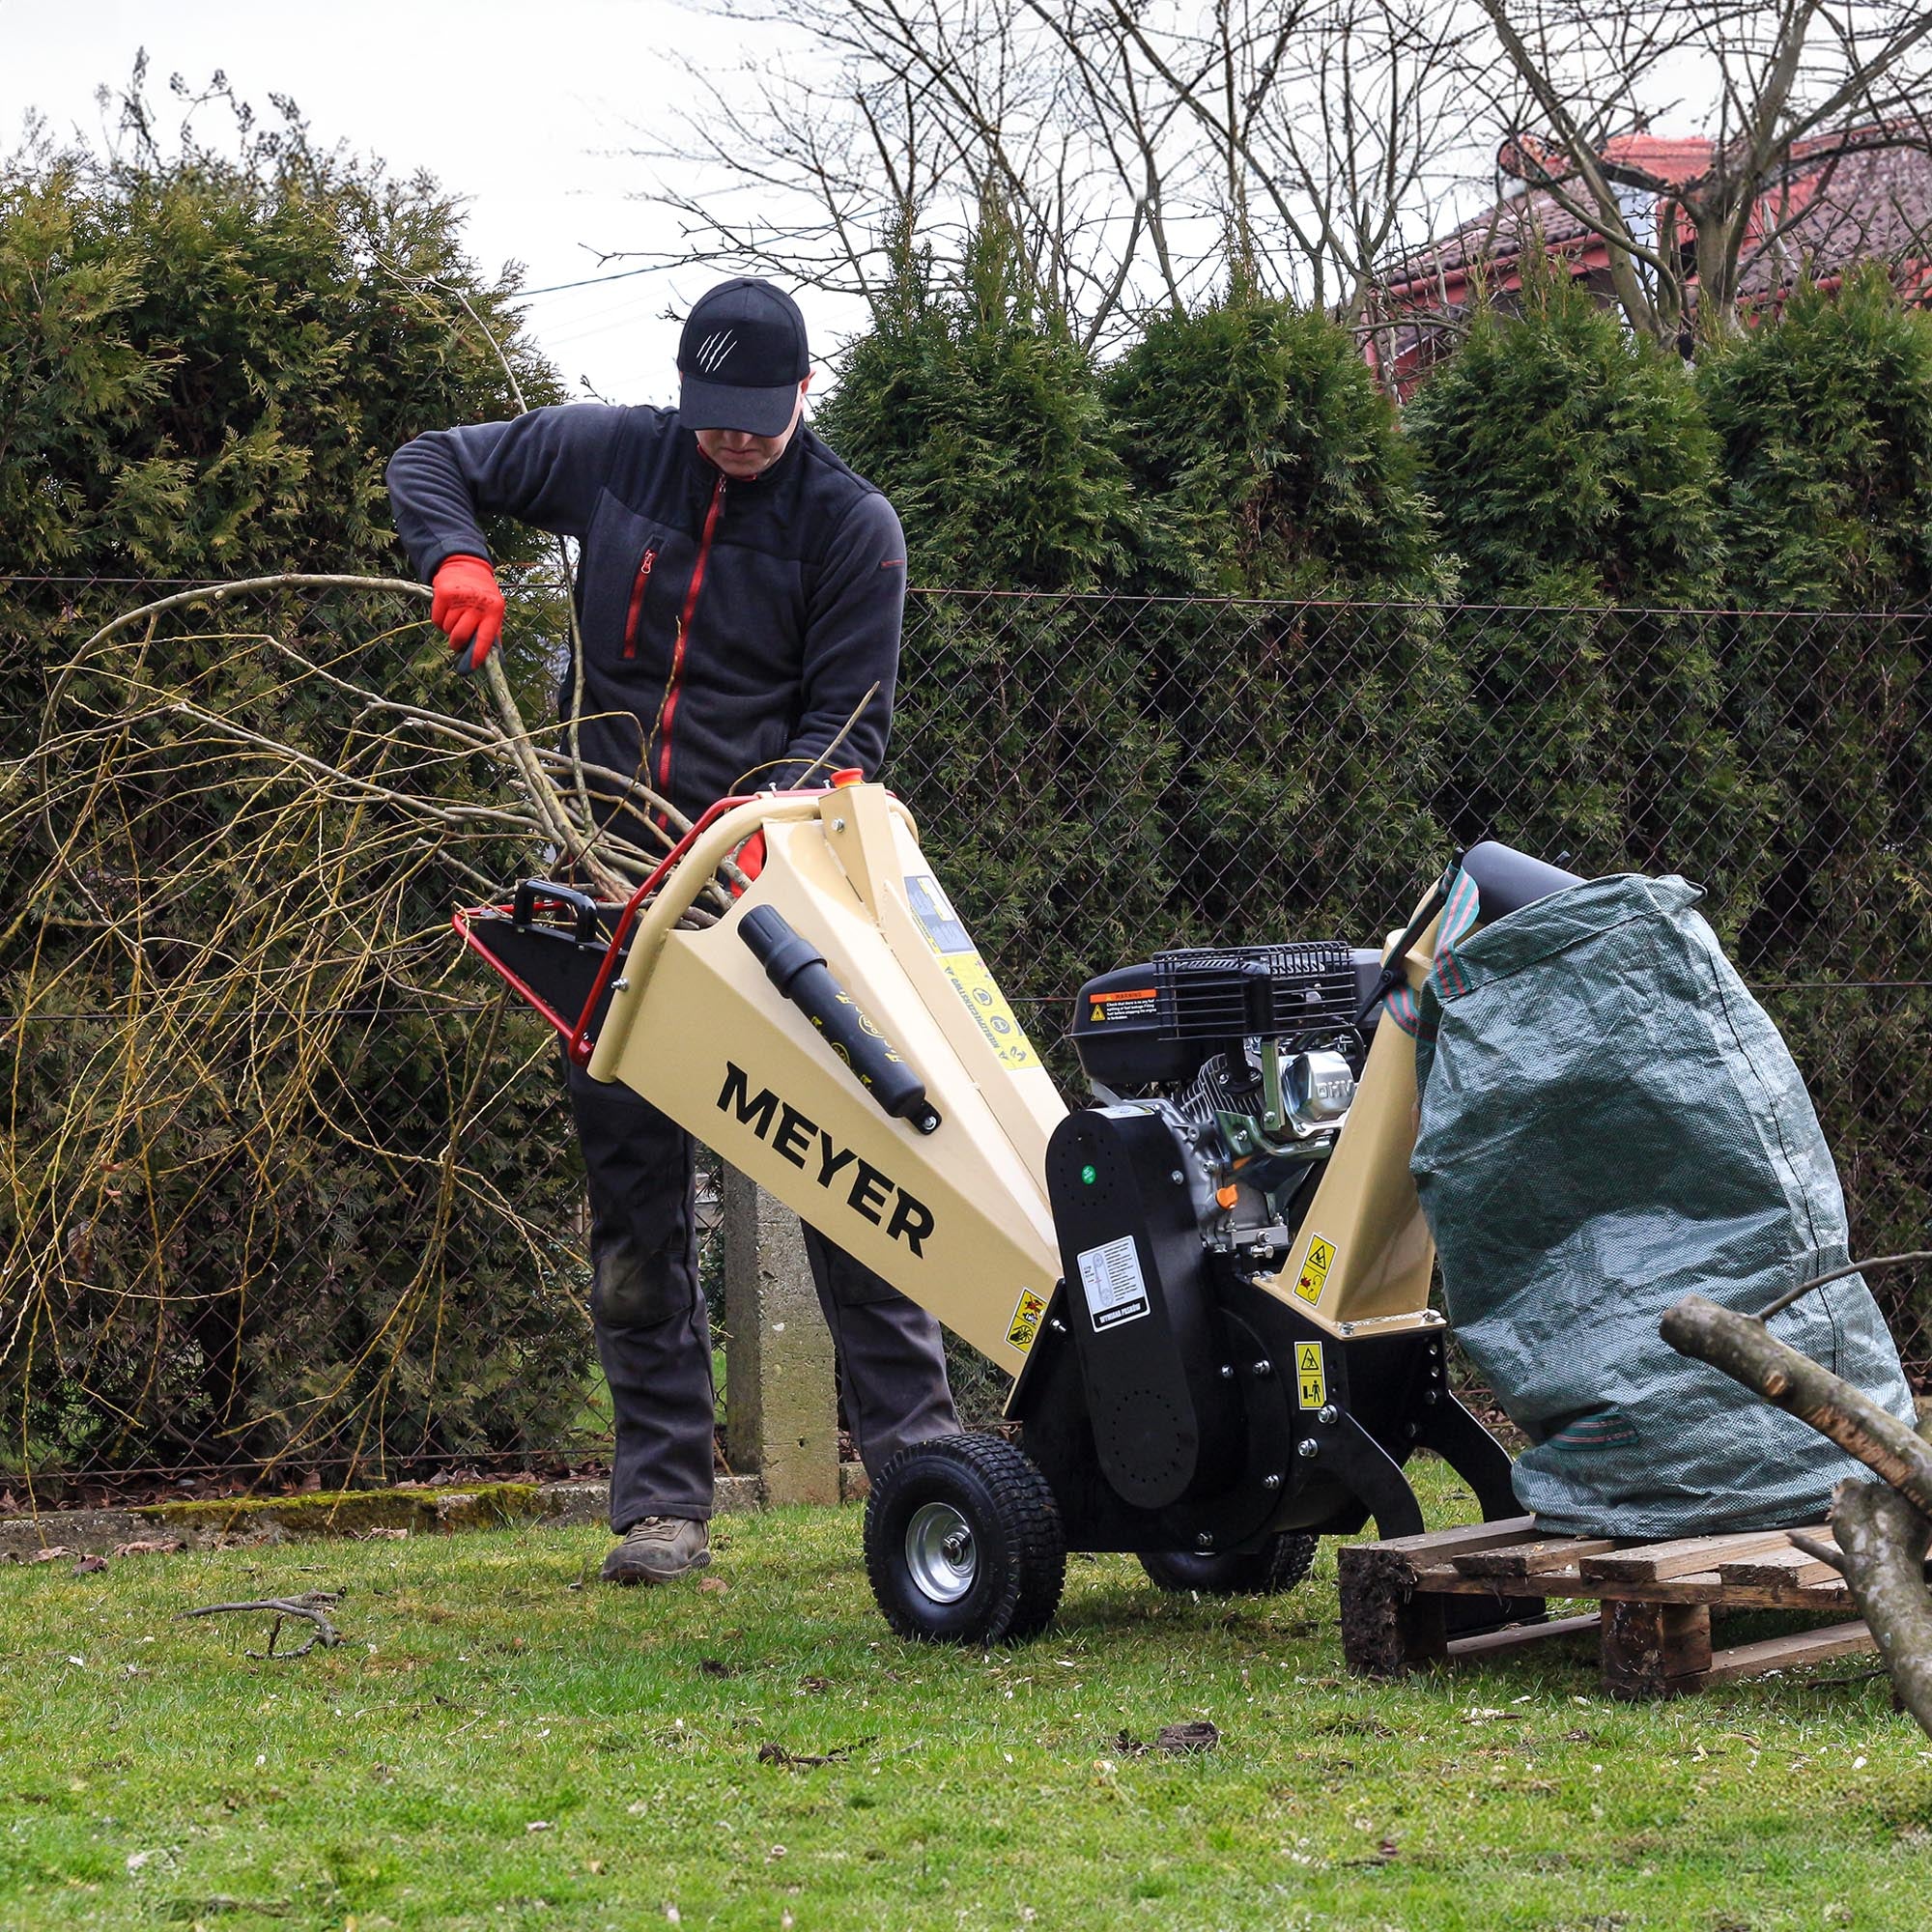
[
  {"left": 1293, "top": 1234, "right": 1337, "bottom": 1306},
  {"left": 903, "top": 871, "right": 1041, "bottom": 1070},
  {"left": 1007, "top": 1288, "right": 1048, "bottom": 1353},
  {"left": 1295, "top": 1341, "right": 1326, "bottom": 1411},
  {"left": 940, "top": 953, "right": 1041, "bottom": 1070}
]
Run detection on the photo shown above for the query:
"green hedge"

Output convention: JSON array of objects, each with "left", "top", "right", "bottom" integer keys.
[
  {"left": 0, "top": 110, "right": 590, "bottom": 1478},
  {"left": 845, "top": 245, "right": 1929, "bottom": 1366},
  {"left": 8, "top": 170, "right": 1928, "bottom": 1480}
]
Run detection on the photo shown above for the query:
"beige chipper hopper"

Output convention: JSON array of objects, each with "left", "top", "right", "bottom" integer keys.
[{"left": 460, "top": 774, "right": 1580, "bottom": 1642}]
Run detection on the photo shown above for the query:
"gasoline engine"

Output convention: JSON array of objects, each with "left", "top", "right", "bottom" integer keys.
[{"left": 1068, "top": 941, "right": 1380, "bottom": 1269}]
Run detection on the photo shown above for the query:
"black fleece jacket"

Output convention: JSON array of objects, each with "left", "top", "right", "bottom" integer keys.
[{"left": 385, "top": 404, "right": 907, "bottom": 826}]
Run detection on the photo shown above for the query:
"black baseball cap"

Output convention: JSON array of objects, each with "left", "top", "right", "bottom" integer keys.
[{"left": 677, "top": 278, "right": 810, "bottom": 436}]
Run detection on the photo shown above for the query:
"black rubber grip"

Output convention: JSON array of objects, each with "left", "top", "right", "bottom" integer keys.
[
  {"left": 513, "top": 879, "right": 605, "bottom": 948},
  {"left": 739, "top": 905, "right": 941, "bottom": 1133}
]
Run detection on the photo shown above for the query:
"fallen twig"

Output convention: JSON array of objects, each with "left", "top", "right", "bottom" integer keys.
[
  {"left": 180, "top": 1591, "right": 346, "bottom": 1659},
  {"left": 1787, "top": 1530, "right": 1847, "bottom": 1573},
  {"left": 756, "top": 1737, "right": 876, "bottom": 1769}
]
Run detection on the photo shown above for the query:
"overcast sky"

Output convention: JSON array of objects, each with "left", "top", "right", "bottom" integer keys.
[{"left": 0, "top": 0, "right": 865, "bottom": 408}]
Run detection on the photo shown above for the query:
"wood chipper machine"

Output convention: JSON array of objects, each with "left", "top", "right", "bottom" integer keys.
[{"left": 457, "top": 774, "right": 1581, "bottom": 1642}]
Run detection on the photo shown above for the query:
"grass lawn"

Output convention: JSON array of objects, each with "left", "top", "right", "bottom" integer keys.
[{"left": 2, "top": 1458, "right": 1927, "bottom": 1932}]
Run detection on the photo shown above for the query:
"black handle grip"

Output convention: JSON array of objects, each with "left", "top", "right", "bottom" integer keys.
[
  {"left": 513, "top": 880, "right": 605, "bottom": 949},
  {"left": 739, "top": 905, "right": 941, "bottom": 1134}
]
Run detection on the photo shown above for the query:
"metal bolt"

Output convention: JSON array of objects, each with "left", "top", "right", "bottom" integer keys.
[
  {"left": 1049, "top": 1318, "right": 1067, "bottom": 1335},
  {"left": 832, "top": 816, "right": 847, "bottom": 832},
  {"left": 1262, "top": 1473, "right": 1283, "bottom": 1491},
  {"left": 1219, "top": 1364, "right": 1235, "bottom": 1379},
  {"left": 1405, "top": 1421, "right": 1421, "bottom": 1440},
  {"left": 1296, "top": 1437, "right": 1320, "bottom": 1460},
  {"left": 611, "top": 978, "right": 630, "bottom": 992},
  {"left": 1317, "top": 1404, "right": 1339, "bottom": 1426},
  {"left": 1423, "top": 1389, "right": 1440, "bottom": 1406},
  {"left": 1339, "top": 1321, "right": 1356, "bottom": 1336},
  {"left": 1196, "top": 1531, "right": 1215, "bottom": 1549},
  {"left": 1251, "top": 1358, "right": 1273, "bottom": 1378},
  {"left": 1169, "top": 1169, "right": 1185, "bottom": 1184}
]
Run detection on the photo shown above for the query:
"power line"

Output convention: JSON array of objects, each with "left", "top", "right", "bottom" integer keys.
[{"left": 510, "top": 263, "right": 660, "bottom": 299}]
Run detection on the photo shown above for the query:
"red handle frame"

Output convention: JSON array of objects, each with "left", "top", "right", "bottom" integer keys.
[{"left": 453, "top": 790, "right": 802, "bottom": 1066}]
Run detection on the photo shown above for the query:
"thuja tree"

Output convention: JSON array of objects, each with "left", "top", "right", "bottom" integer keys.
[
  {"left": 820, "top": 205, "right": 1179, "bottom": 1009},
  {"left": 821, "top": 207, "right": 1163, "bottom": 1424},
  {"left": 1698, "top": 274, "right": 1932, "bottom": 1308},
  {"left": 1703, "top": 269, "right": 1932, "bottom": 611},
  {"left": 1107, "top": 280, "right": 1444, "bottom": 601},
  {"left": 0, "top": 92, "right": 593, "bottom": 1483},
  {"left": 1103, "top": 284, "right": 1461, "bottom": 946},
  {"left": 1400, "top": 262, "right": 1767, "bottom": 917},
  {"left": 1404, "top": 261, "right": 1720, "bottom": 610}
]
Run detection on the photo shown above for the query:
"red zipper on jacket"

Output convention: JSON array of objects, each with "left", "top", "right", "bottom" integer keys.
[
  {"left": 619, "top": 547, "right": 657, "bottom": 659},
  {"left": 655, "top": 476, "right": 725, "bottom": 797}
]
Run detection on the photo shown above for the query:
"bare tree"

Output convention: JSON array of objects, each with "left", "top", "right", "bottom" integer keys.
[
  {"left": 623, "top": 0, "right": 1482, "bottom": 345},
  {"left": 626, "top": 0, "right": 1174, "bottom": 344},
  {"left": 1030, "top": 0, "right": 1481, "bottom": 319},
  {"left": 1465, "top": 0, "right": 1932, "bottom": 340}
]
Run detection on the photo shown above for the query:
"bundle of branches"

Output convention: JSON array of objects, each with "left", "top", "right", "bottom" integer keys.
[
  {"left": 0, "top": 574, "right": 720, "bottom": 1484},
  {"left": 1662, "top": 1258, "right": 1932, "bottom": 1732}
]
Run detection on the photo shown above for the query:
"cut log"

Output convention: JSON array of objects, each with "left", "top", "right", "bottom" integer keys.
[{"left": 1659, "top": 1295, "right": 1932, "bottom": 1515}]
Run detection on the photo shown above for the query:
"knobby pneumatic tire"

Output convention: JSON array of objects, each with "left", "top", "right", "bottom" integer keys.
[
  {"left": 865, "top": 1433, "right": 1066, "bottom": 1644},
  {"left": 1137, "top": 1533, "right": 1319, "bottom": 1598}
]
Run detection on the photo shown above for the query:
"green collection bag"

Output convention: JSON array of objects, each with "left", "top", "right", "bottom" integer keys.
[{"left": 1409, "top": 870, "right": 1913, "bottom": 1538}]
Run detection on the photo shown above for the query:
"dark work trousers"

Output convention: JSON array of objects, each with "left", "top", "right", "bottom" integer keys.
[{"left": 564, "top": 1056, "right": 960, "bottom": 1533}]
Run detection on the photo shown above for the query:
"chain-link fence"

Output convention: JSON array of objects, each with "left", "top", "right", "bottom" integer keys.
[{"left": 3, "top": 579, "right": 1925, "bottom": 1497}]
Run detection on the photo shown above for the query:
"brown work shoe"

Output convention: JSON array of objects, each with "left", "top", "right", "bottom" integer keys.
[{"left": 601, "top": 1516, "right": 711, "bottom": 1586}]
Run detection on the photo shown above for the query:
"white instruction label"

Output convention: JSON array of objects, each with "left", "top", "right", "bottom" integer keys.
[{"left": 1076, "top": 1236, "right": 1151, "bottom": 1331}]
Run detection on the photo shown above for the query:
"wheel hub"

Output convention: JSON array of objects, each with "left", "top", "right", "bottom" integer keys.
[{"left": 904, "top": 1501, "right": 978, "bottom": 1604}]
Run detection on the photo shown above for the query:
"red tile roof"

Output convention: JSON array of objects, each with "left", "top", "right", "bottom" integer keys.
[{"left": 1385, "top": 126, "right": 1932, "bottom": 297}]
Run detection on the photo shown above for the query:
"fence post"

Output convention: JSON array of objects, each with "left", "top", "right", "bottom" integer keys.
[{"left": 721, "top": 1168, "right": 840, "bottom": 1504}]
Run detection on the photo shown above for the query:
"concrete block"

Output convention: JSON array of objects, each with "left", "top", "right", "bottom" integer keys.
[{"left": 722, "top": 1167, "right": 840, "bottom": 1504}]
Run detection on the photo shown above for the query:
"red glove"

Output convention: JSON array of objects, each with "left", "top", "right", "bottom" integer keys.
[{"left": 430, "top": 554, "right": 504, "bottom": 673}]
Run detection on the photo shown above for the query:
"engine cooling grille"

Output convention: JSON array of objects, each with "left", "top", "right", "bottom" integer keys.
[{"left": 1153, "top": 942, "right": 1356, "bottom": 1041}]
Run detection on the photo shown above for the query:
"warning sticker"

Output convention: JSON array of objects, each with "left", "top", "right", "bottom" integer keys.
[
  {"left": 904, "top": 872, "right": 1041, "bottom": 1071},
  {"left": 1293, "top": 1234, "right": 1337, "bottom": 1306},
  {"left": 1007, "top": 1288, "right": 1048, "bottom": 1353},
  {"left": 1087, "top": 986, "right": 1156, "bottom": 1025},
  {"left": 904, "top": 872, "right": 975, "bottom": 954},
  {"left": 1295, "top": 1341, "right": 1326, "bottom": 1410},
  {"left": 1076, "top": 1236, "right": 1151, "bottom": 1331}
]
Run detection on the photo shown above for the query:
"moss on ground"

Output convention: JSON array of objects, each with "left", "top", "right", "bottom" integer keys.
[{"left": 139, "top": 1483, "right": 547, "bottom": 1537}]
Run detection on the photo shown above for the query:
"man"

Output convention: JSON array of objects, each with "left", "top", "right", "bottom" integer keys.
[{"left": 387, "top": 277, "right": 959, "bottom": 1585}]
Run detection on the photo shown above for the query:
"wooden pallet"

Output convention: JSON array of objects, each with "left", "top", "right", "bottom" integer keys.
[{"left": 1339, "top": 1515, "right": 1877, "bottom": 1699}]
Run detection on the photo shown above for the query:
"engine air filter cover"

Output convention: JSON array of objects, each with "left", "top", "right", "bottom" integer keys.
[
  {"left": 1070, "top": 942, "right": 1357, "bottom": 1091},
  {"left": 1070, "top": 964, "right": 1199, "bottom": 1087}
]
